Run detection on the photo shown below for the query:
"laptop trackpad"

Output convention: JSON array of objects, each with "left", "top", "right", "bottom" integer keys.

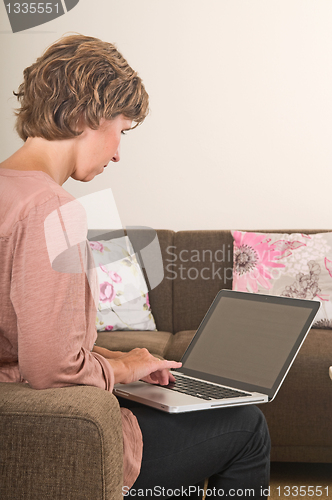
[{"left": 114, "top": 382, "right": 199, "bottom": 404}]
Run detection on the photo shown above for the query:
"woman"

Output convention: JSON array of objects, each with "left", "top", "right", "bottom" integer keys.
[{"left": 0, "top": 35, "right": 270, "bottom": 497}]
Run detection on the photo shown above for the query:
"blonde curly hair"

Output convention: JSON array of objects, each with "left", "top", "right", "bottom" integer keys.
[{"left": 14, "top": 34, "right": 149, "bottom": 141}]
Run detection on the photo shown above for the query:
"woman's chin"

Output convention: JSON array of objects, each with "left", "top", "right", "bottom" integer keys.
[{"left": 71, "top": 169, "right": 101, "bottom": 182}]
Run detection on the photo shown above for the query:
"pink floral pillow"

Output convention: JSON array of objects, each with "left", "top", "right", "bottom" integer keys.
[
  {"left": 232, "top": 231, "right": 332, "bottom": 328},
  {"left": 89, "top": 236, "right": 156, "bottom": 331}
]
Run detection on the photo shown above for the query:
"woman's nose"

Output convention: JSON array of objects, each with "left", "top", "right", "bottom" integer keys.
[{"left": 112, "top": 147, "right": 120, "bottom": 162}]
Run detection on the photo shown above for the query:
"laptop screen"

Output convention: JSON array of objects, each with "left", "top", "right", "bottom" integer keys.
[{"left": 181, "top": 290, "right": 320, "bottom": 398}]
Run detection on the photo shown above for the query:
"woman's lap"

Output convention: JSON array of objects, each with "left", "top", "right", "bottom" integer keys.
[{"left": 118, "top": 398, "right": 271, "bottom": 499}]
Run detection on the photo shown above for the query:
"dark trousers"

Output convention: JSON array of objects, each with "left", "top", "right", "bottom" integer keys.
[{"left": 118, "top": 399, "right": 271, "bottom": 500}]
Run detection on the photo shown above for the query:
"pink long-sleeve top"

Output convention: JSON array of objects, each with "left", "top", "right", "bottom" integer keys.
[{"left": 0, "top": 168, "right": 142, "bottom": 488}]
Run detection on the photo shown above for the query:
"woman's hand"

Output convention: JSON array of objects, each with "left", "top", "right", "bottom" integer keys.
[{"left": 106, "top": 348, "right": 182, "bottom": 385}]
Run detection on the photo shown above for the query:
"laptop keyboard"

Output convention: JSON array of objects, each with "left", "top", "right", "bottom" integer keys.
[{"left": 164, "top": 374, "right": 252, "bottom": 401}]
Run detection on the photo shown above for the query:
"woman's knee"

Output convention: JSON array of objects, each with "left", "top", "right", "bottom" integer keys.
[
  {"left": 243, "top": 404, "right": 271, "bottom": 457},
  {"left": 226, "top": 404, "right": 271, "bottom": 454},
  {"left": 252, "top": 406, "right": 270, "bottom": 442}
]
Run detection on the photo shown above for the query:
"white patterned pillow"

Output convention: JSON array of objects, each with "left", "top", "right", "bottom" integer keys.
[
  {"left": 89, "top": 236, "right": 157, "bottom": 331},
  {"left": 232, "top": 230, "right": 332, "bottom": 328}
]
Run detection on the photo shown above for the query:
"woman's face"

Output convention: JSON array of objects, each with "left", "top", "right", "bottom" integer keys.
[{"left": 71, "top": 114, "right": 132, "bottom": 182}]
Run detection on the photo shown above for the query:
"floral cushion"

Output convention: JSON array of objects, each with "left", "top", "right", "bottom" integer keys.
[
  {"left": 232, "top": 230, "right": 332, "bottom": 328},
  {"left": 89, "top": 236, "right": 157, "bottom": 331}
]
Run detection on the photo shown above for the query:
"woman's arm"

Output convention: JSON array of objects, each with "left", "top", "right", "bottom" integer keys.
[
  {"left": 92, "top": 345, "right": 124, "bottom": 359},
  {"left": 11, "top": 195, "right": 114, "bottom": 391}
]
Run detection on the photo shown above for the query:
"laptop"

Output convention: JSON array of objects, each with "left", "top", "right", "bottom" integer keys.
[{"left": 114, "top": 289, "right": 320, "bottom": 413}]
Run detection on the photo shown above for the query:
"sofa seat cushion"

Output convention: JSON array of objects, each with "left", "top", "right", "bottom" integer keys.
[
  {"left": 164, "top": 330, "right": 196, "bottom": 361},
  {"left": 95, "top": 330, "right": 173, "bottom": 358}
]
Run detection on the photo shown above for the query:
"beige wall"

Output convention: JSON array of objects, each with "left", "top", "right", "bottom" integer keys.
[{"left": 1, "top": 0, "right": 332, "bottom": 231}]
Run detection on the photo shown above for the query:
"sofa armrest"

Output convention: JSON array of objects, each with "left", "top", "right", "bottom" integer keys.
[{"left": 0, "top": 382, "right": 123, "bottom": 500}]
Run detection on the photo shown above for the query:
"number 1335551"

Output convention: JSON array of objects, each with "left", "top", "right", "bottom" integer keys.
[
  {"left": 277, "top": 486, "right": 329, "bottom": 497},
  {"left": 6, "top": 3, "right": 60, "bottom": 14}
]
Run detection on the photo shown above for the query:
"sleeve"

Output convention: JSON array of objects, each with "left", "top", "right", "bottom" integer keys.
[
  {"left": 121, "top": 408, "right": 143, "bottom": 488},
  {"left": 10, "top": 195, "right": 115, "bottom": 391}
]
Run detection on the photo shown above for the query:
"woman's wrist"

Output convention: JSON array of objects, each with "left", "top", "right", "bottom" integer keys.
[{"left": 107, "top": 357, "right": 127, "bottom": 384}]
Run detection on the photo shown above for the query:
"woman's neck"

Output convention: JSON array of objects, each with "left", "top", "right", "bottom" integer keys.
[{"left": 0, "top": 136, "right": 77, "bottom": 186}]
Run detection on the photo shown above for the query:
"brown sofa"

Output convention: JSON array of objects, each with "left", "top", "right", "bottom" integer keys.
[{"left": 1, "top": 229, "right": 332, "bottom": 499}]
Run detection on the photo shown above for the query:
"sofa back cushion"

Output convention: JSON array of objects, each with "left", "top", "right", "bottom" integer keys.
[
  {"left": 172, "top": 230, "right": 234, "bottom": 332},
  {"left": 148, "top": 230, "right": 174, "bottom": 332}
]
